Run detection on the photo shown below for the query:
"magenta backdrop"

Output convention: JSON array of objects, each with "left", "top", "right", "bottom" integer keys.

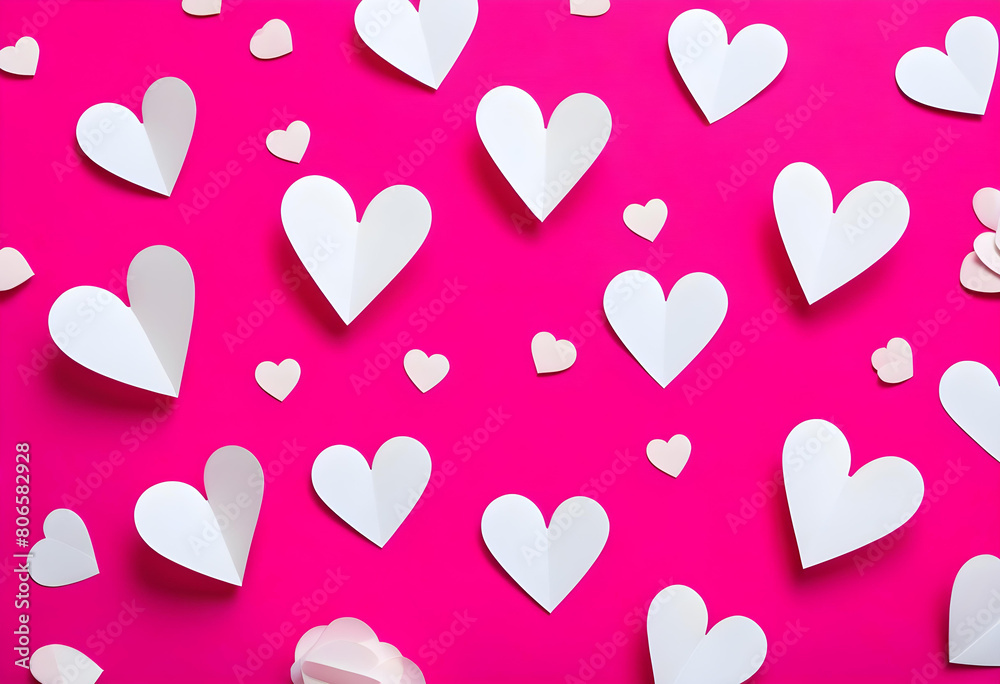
[{"left": 2, "top": 0, "right": 1000, "bottom": 682}]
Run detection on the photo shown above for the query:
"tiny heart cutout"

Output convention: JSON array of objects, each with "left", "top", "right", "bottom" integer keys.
[
  {"left": 0, "top": 36, "right": 39, "bottom": 76},
  {"left": 949, "top": 554, "right": 1000, "bottom": 665},
  {"left": 647, "top": 436, "right": 691, "bottom": 477},
  {"left": 871, "top": 337, "right": 913, "bottom": 384},
  {"left": 255, "top": 359, "right": 301, "bottom": 401},
  {"left": 28, "top": 509, "right": 99, "bottom": 587},
  {"left": 960, "top": 252, "right": 1000, "bottom": 293},
  {"left": 974, "top": 187, "right": 1000, "bottom": 231},
  {"left": 182, "top": 0, "right": 221, "bottom": 16},
  {"left": 0, "top": 247, "right": 34, "bottom": 290},
  {"left": 266, "top": 120, "right": 310, "bottom": 163},
  {"left": 531, "top": 332, "right": 577, "bottom": 374},
  {"left": 623, "top": 199, "right": 667, "bottom": 241},
  {"left": 404, "top": 349, "right": 449, "bottom": 392},
  {"left": 250, "top": 19, "right": 293, "bottom": 59},
  {"left": 30, "top": 645, "right": 102, "bottom": 684},
  {"left": 570, "top": 0, "right": 610, "bottom": 17}
]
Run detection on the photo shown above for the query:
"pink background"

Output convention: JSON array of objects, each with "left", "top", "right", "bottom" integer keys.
[{"left": 2, "top": 0, "right": 1000, "bottom": 682}]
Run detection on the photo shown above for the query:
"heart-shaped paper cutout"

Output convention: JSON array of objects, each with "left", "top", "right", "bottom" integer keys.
[
  {"left": 895, "top": 16, "right": 998, "bottom": 115},
  {"left": 783, "top": 419, "right": 924, "bottom": 568},
  {"left": 570, "top": 0, "right": 610, "bottom": 17},
  {"left": 647, "top": 436, "right": 690, "bottom": 477},
  {"left": 950, "top": 554, "right": 1000, "bottom": 665},
  {"left": 312, "top": 437, "right": 431, "bottom": 547},
  {"left": 250, "top": 19, "right": 292, "bottom": 59},
  {"left": 974, "top": 232, "right": 1000, "bottom": 275},
  {"left": 291, "top": 618, "right": 425, "bottom": 684},
  {"left": 871, "top": 337, "right": 913, "bottom": 384},
  {"left": 604, "top": 270, "right": 728, "bottom": 388},
  {"left": 76, "top": 77, "right": 196, "bottom": 196},
  {"left": 48, "top": 245, "right": 195, "bottom": 397},
  {"left": 134, "top": 446, "right": 263, "bottom": 585},
  {"left": 28, "top": 509, "right": 99, "bottom": 587},
  {"left": 0, "top": 246, "right": 34, "bottom": 290},
  {"left": 281, "top": 175, "right": 431, "bottom": 325},
  {"left": 774, "top": 162, "right": 909, "bottom": 304},
  {"left": 940, "top": 361, "right": 1000, "bottom": 463},
  {"left": 974, "top": 187, "right": 1000, "bottom": 231},
  {"left": 0, "top": 36, "right": 39, "bottom": 76},
  {"left": 30, "top": 645, "right": 102, "bottom": 684},
  {"left": 960, "top": 252, "right": 1000, "bottom": 293},
  {"left": 477, "top": 85, "right": 612, "bottom": 221},
  {"left": 255, "top": 359, "right": 301, "bottom": 401},
  {"left": 266, "top": 120, "right": 310, "bottom": 163},
  {"left": 403, "top": 349, "right": 449, "bottom": 392},
  {"left": 623, "top": 199, "right": 667, "bottom": 241},
  {"left": 182, "top": 0, "right": 221, "bottom": 17},
  {"left": 531, "top": 332, "right": 577, "bottom": 374},
  {"left": 481, "top": 494, "right": 609, "bottom": 612}
]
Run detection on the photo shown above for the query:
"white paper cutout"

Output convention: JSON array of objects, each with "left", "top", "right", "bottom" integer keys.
[
  {"left": 28, "top": 509, "right": 99, "bottom": 587},
  {"left": 0, "top": 247, "right": 33, "bottom": 290},
  {"left": 266, "top": 121, "right": 310, "bottom": 163},
  {"left": 481, "top": 494, "right": 609, "bottom": 612},
  {"left": 134, "top": 446, "right": 263, "bottom": 585},
  {"left": 974, "top": 232, "right": 1000, "bottom": 275},
  {"left": 668, "top": 9, "right": 787, "bottom": 123},
  {"left": 647, "top": 585, "right": 766, "bottom": 684},
  {"left": 961, "top": 251, "right": 1000, "bottom": 292},
  {"left": 312, "top": 437, "right": 431, "bottom": 548},
  {"left": 974, "top": 187, "right": 1000, "bottom": 231},
  {"left": 871, "top": 337, "right": 913, "bottom": 384},
  {"left": 291, "top": 617, "right": 425, "bottom": 684},
  {"left": 623, "top": 198, "right": 667, "bottom": 242},
  {"left": 476, "top": 86, "right": 612, "bottom": 221},
  {"left": 0, "top": 36, "right": 39, "bottom": 76},
  {"left": 281, "top": 175, "right": 431, "bottom": 325},
  {"left": 950, "top": 554, "right": 1000, "bottom": 665},
  {"left": 647, "top": 436, "right": 690, "bottom": 478},
  {"left": 30, "top": 645, "right": 102, "bottom": 684},
  {"left": 48, "top": 245, "right": 194, "bottom": 396},
  {"left": 604, "top": 270, "right": 727, "bottom": 388},
  {"left": 255, "top": 359, "right": 301, "bottom": 401},
  {"left": 940, "top": 361, "right": 1000, "bottom": 463},
  {"left": 76, "top": 77, "right": 195, "bottom": 196},
  {"left": 783, "top": 419, "right": 924, "bottom": 568},
  {"left": 570, "top": 0, "right": 609, "bottom": 17},
  {"left": 774, "top": 162, "right": 909, "bottom": 304},
  {"left": 250, "top": 19, "right": 293, "bottom": 59},
  {"left": 354, "top": 0, "right": 478, "bottom": 90},
  {"left": 531, "top": 332, "right": 577, "bottom": 374},
  {"left": 182, "top": 0, "right": 221, "bottom": 17},
  {"left": 895, "top": 16, "right": 998, "bottom": 115},
  {"left": 403, "top": 349, "right": 449, "bottom": 392}
]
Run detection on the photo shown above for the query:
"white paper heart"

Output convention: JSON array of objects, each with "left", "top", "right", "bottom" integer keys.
[
  {"left": 281, "top": 175, "right": 431, "bottom": 325},
  {"left": 250, "top": 19, "right": 293, "bottom": 59},
  {"left": 134, "top": 446, "right": 263, "bottom": 585},
  {"left": 29, "top": 645, "right": 102, "bottom": 684},
  {"left": 0, "top": 36, "right": 39, "bottom": 76},
  {"left": 940, "top": 361, "right": 1000, "bottom": 463},
  {"left": 0, "top": 247, "right": 33, "bottom": 290},
  {"left": 895, "top": 16, "right": 998, "bottom": 115},
  {"left": 783, "top": 419, "right": 924, "bottom": 568},
  {"left": 623, "top": 199, "right": 667, "bottom": 241},
  {"left": 291, "top": 618, "right": 425, "bottom": 684},
  {"left": 76, "top": 77, "right": 195, "bottom": 196},
  {"left": 312, "top": 437, "right": 431, "bottom": 547},
  {"left": 570, "top": 0, "right": 609, "bottom": 17},
  {"left": 481, "top": 494, "right": 609, "bottom": 612},
  {"left": 974, "top": 232, "right": 1000, "bottom": 275},
  {"left": 871, "top": 337, "right": 913, "bottom": 384},
  {"left": 960, "top": 252, "right": 1000, "bottom": 293},
  {"left": 774, "top": 162, "right": 909, "bottom": 304},
  {"left": 255, "top": 359, "right": 301, "bottom": 401},
  {"left": 182, "top": 0, "right": 221, "bottom": 17},
  {"left": 48, "top": 245, "right": 194, "bottom": 397},
  {"left": 604, "top": 270, "right": 727, "bottom": 388},
  {"left": 647, "top": 436, "right": 690, "bottom": 478},
  {"left": 950, "top": 554, "right": 1000, "bottom": 665},
  {"left": 266, "top": 120, "right": 310, "bottom": 163},
  {"left": 355, "top": 0, "right": 478, "bottom": 90},
  {"left": 531, "top": 332, "right": 577, "bottom": 374},
  {"left": 403, "top": 349, "right": 449, "bottom": 392},
  {"left": 647, "top": 585, "right": 766, "bottom": 684},
  {"left": 28, "top": 509, "right": 99, "bottom": 587},
  {"left": 668, "top": 9, "right": 787, "bottom": 123},
  {"left": 974, "top": 187, "right": 1000, "bottom": 231},
  {"left": 477, "top": 85, "right": 612, "bottom": 221}
]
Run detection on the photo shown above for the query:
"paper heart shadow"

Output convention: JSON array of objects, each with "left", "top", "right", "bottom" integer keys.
[
  {"left": 892, "top": 81, "right": 986, "bottom": 122},
  {"left": 664, "top": 44, "right": 713, "bottom": 126},
  {"left": 74, "top": 134, "right": 179, "bottom": 198},
  {"left": 307, "top": 482, "right": 388, "bottom": 549},
  {"left": 130, "top": 534, "right": 238, "bottom": 598},
  {"left": 469, "top": 142, "right": 542, "bottom": 236},
  {"left": 49, "top": 351, "right": 174, "bottom": 412}
]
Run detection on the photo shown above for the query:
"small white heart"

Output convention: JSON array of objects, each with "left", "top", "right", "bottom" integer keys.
[
  {"left": 266, "top": 121, "right": 310, "bottom": 163},
  {"left": 255, "top": 359, "right": 301, "bottom": 401},
  {"left": 0, "top": 247, "right": 34, "bottom": 290},
  {"left": 871, "top": 337, "right": 913, "bottom": 384},
  {"left": 646, "top": 435, "right": 691, "bottom": 477},
  {"left": 531, "top": 332, "right": 577, "bottom": 374},
  {"left": 403, "top": 349, "right": 449, "bottom": 392},
  {"left": 0, "top": 36, "right": 39, "bottom": 76},
  {"left": 250, "top": 19, "right": 293, "bottom": 59},
  {"left": 28, "top": 509, "right": 99, "bottom": 587},
  {"left": 623, "top": 198, "right": 667, "bottom": 241}
]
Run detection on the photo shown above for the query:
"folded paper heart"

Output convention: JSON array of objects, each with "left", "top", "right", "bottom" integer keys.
[
  {"left": 783, "top": 419, "right": 923, "bottom": 568},
  {"left": 477, "top": 85, "right": 612, "bottom": 221},
  {"left": 76, "top": 77, "right": 195, "bottom": 196},
  {"left": 895, "top": 16, "right": 998, "bottom": 115},
  {"left": 974, "top": 187, "right": 1000, "bottom": 232},
  {"left": 0, "top": 247, "right": 33, "bottom": 290},
  {"left": 134, "top": 446, "right": 263, "bottom": 585},
  {"left": 774, "top": 162, "right": 909, "bottom": 304},
  {"left": 48, "top": 245, "right": 195, "bottom": 396},
  {"left": 266, "top": 121, "right": 310, "bottom": 163},
  {"left": 28, "top": 509, "right": 99, "bottom": 587},
  {"left": 623, "top": 199, "right": 667, "bottom": 241},
  {"left": 668, "top": 9, "right": 787, "bottom": 123},
  {"left": 940, "top": 361, "right": 1000, "bottom": 463},
  {"left": 250, "top": 19, "right": 292, "bottom": 59},
  {"left": 647, "top": 436, "right": 690, "bottom": 477},
  {"left": 312, "top": 437, "right": 431, "bottom": 547},
  {"left": 0, "top": 36, "right": 39, "bottom": 76},
  {"left": 182, "top": 0, "right": 221, "bottom": 17},
  {"left": 481, "top": 494, "right": 609, "bottom": 612},
  {"left": 403, "top": 349, "right": 449, "bottom": 392},
  {"left": 871, "top": 337, "right": 913, "bottom": 384},
  {"left": 281, "top": 175, "right": 431, "bottom": 325},
  {"left": 355, "top": 0, "right": 478, "bottom": 89},
  {"left": 255, "top": 359, "right": 301, "bottom": 401},
  {"left": 291, "top": 617, "right": 425, "bottom": 684},
  {"left": 949, "top": 554, "right": 1000, "bottom": 665},
  {"left": 647, "top": 585, "right": 766, "bottom": 684},
  {"left": 960, "top": 252, "right": 1000, "bottom": 293},
  {"left": 531, "top": 332, "right": 577, "bottom": 374},
  {"left": 570, "top": 0, "right": 609, "bottom": 17},
  {"left": 604, "top": 270, "right": 728, "bottom": 388},
  {"left": 29, "top": 645, "right": 102, "bottom": 684},
  {"left": 974, "top": 232, "right": 1000, "bottom": 275}
]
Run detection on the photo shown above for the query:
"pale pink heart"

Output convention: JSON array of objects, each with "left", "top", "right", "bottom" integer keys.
[
  {"left": 403, "top": 349, "right": 449, "bottom": 393},
  {"left": 266, "top": 121, "right": 310, "bottom": 163},
  {"left": 974, "top": 232, "right": 1000, "bottom": 275},
  {"left": 0, "top": 36, "right": 39, "bottom": 76},
  {"left": 871, "top": 338, "right": 913, "bottom": 384},
  {"left": 960, "top": 252, "right": 1000, "bottom": 293},
  {"left": 622, "top": 198, "right": 667, "bottom": 241},
  {"left": 531, "top": 332, "right": 577, "bottom": 374},
  {"left": 250, "top": 19, "right": 292, "bottom": 60},
  {"left": 973, "top": 187, "right": 1000, "bottom": 231},
  {"left": 182, "top": 0, "right": 221, "bottom": 17},
  {"left": 0, "top": 247, "right": 33, "bottom": 291},
  {"left": 255, "top": 359, "right": 301, "bottom": 401},
  {"left": 647, "top": 435, "right": 691, "bottom": 477},
  {"left": 570, "top": 0, "right": 610, "bottom": 17}
]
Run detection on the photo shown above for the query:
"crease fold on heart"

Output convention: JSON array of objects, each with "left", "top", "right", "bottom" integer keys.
[
  {"left": 28, "top": 509, "right": 99, "bottom": 587},
  {"left": 291, "top": 617, "right": 425, "bottom": 684},
  {"left": 949, "top": 554, "right": 1000, "bottom": 665}
]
